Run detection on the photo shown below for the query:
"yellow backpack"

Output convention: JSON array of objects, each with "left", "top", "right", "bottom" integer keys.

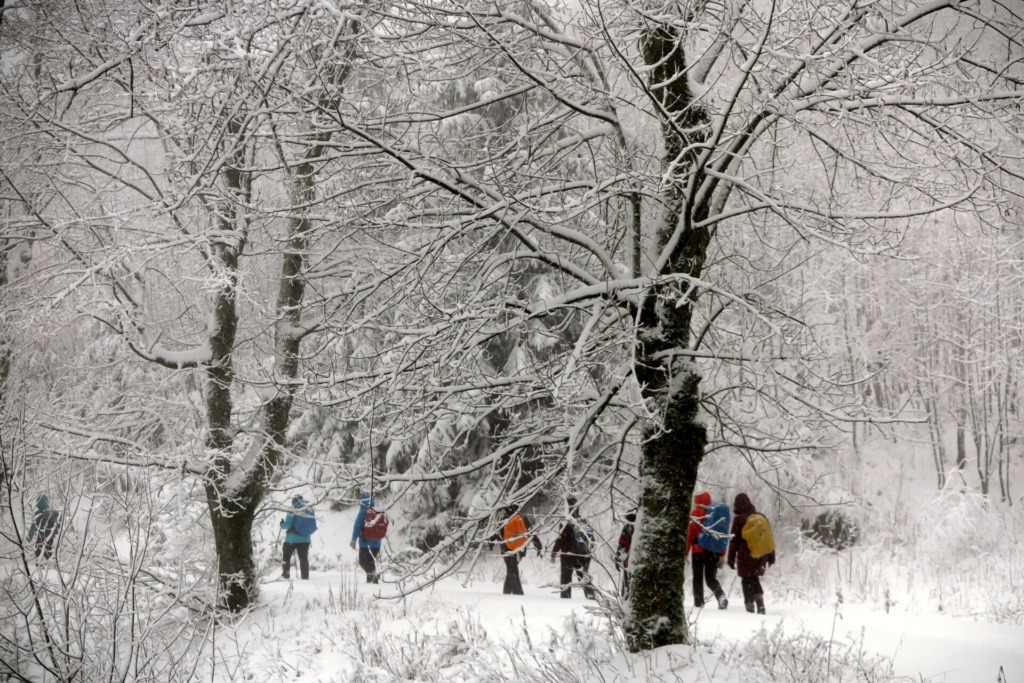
[{"left": 741, "top": 513, "right": 775, "bottom": 559}]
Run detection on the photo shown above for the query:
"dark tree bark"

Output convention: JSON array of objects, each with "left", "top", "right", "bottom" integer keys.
[
  {"left": 202, "top": 130, "right": 251, "bottom": 610},
  {"left": 625, "top": 25, "right": 713, "bottom": 652}
]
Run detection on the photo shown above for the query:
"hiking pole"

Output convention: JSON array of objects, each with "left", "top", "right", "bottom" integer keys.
[{"left": 275, "top": 521, "right": 283, "bottom": 575}]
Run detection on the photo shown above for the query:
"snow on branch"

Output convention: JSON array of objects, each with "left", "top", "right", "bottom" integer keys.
[
  {"left": 380, "top": 433, "right": 567, "bottom": 484},
  {"left": 35, "top": 425, "right": 207, "bottom": 475},
  {"left": 54, "top": 10, "right": 227, "bottom": 93}
]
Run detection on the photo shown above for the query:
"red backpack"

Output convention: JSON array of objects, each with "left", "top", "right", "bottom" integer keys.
[{"left": 362, "top": 509, "right": 390, "bottom": 541}]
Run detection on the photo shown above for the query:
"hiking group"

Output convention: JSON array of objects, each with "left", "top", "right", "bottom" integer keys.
[
  {"left": 23, "top": 488, "right": 773, "bottom": 610},
  {"left": 684, "top": 490, "right": 777, "bottom": 614},
  {"left": 277, "top": 491, "right": 391, "bottom": 583},
  {"left": 494, "top": 491, "right": 775, "bottom": 608},
  {"left": 271, "top": 489, "right": 775, "bottom": 613},
  {"left": 489, "top": 495, "right": 596, "bottom": 598}
]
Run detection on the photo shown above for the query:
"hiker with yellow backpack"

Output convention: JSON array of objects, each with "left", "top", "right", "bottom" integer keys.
[
  {"left": 493, "top": 504, "right": 543, "bottom": 595},
  {"left": 727, "top": 492, "right": 776, "bottom": 614}
]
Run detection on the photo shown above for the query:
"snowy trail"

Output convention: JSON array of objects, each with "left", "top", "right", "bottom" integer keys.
[
  {"left": 255, "top": 563, "right": 1024, "bottom": 683},
  {"left": 250, "top": 508, "right": 1024, "bottom": 682}
]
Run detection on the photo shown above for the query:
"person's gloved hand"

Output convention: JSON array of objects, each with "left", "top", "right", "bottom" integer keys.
[
  {"left": 349, "top": 539, "right": 356, "bottom": 550},
  {"left": 728, "top": 560, "right": 735, "bottom": 570},
  {"left": 549, "top": 554, "right": 556, "bottom": 565},
  {"left": 536, "top": 547, "right": 542, "bottom": 558}
]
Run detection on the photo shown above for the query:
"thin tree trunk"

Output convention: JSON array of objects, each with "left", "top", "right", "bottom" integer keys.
[
  {"left": 0, "top": 236, "right": 9, "bottom": 406},
  {"left": 199, "top": 28, "right": 357, "bottom": 610}
]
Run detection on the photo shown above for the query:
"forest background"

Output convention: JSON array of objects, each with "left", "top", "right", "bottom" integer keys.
[{"left": 1, "top": 0, "right": 1023, "bottom": 679}]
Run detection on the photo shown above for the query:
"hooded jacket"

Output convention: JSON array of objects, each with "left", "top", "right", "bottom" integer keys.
[
  {"left": 352, "top": 493, "right": 383, "bottom": 549},
  {"left": 551, "top": 498, "right": 590, "bottom": 558},
  {"left": 28, "top": 494, "right": 59, "bottom": 542},
  {"left": 686, "top": 491, "right": 716, "bottom": 555},
  {"left": 281, "top": 496, "right": 315, "bottom": 544},
  {"left": 727, "top": 493, "right": 776, "bottom": 577}
]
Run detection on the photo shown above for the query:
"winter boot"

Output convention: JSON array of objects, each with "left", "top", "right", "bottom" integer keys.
[
  {"left": 755, "top": 596, "right": 765, "bottom": 614},
  {"left": 745, "top": 602, "right": 755, "bottom": 613},
  {"left": 717, "top": 594, "right": 729, "bottom": 610}
]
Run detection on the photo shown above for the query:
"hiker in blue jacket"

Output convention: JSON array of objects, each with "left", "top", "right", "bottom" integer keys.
[
  {"left": 686, "top": 491, "right": 729, "bottom": 609},
  {"left": 350, "top": 493, "right": 383, "bottom": 583},
  {"left": 28, "top": 494, "right": 61, "bottom": 560},
  {"left": 280, "top": 495, "right": 315, "bottom": 580}
]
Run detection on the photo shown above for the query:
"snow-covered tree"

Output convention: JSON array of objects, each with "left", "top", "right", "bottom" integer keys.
[{"left": 292, "top": 0, "right": 1024, "bottom": 651}]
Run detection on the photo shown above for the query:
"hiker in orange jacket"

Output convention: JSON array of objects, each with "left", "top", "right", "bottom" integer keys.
[{"left": 492, "top": 504, "right": 542, "bottom": 595}]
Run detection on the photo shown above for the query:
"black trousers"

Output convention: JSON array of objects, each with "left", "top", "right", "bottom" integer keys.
[
  {"left": 282, "top": 542, "right": 310, "bottom": 579},
  {"left": 358, "top": 546, "right": 380, "bottom": 583},
  {"left": 691, "top": 551, "right": 724, "bottom": 606},
  {"left": 559, "top": 555, "right": 594, "bottom": 599},
  {"left": 35, "top": 535, "right": 56, "bottom": 560},
  {"left": 740, "top": 576, "right": 764, "bottom": 604},
  {"left": 503, "top": 553, "right": 524, "bottom": 595}
]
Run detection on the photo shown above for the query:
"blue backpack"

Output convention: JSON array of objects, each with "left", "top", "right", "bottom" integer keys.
[
  {"left": 572, "top": 519, "right": 595, "bottom": 555},
  {"left": 696, "top": 501, "right": 731, "bottom": 554},
  {"left": 292, "top": 511, "right": 318, "bottom": 537}
]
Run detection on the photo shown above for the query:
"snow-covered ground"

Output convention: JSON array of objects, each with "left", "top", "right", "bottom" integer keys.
[
  {"left": 9, "top": 434, "right": 1022, "bottom": 683},
  {"left": 224, "top": 507, "right": 1024, "bottom": 683},
  {"left": 238, "top": 561, "right": 1024, "bottom": 682}
]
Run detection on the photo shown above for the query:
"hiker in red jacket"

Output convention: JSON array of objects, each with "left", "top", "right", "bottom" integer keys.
[
  {"left": 686, "top": 491, "right": 729, "bottom": 609},
  {"left": 727, "top": 492, "right": 776, "bottom": 614},
  {"left": 614, "top": 510, "right": 636, "bottom": 597}
]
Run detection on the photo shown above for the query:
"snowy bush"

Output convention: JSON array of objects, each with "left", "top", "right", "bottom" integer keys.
[{"left": 721, "top": 622, "right": 913, "bottom": 682}]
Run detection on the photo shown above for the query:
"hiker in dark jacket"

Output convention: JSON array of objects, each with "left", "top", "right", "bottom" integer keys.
[
  {"left": 350, "top": 493, "right": 383, "bottom": 583},
  {"left": 686, "top": 491, "right": 728, "bottom": 609},
  {"left": 280, "top": 495, "right": 315, "bottom": 580},
  {"left": 615, "top": 510, "right": 636, "bottom": 597},
  {"left": 550, "top": 496, "right": 595, "bottom": 599},
  {"left": 491, "top": 504, "right": 543, "bottom": 595},
  {"left": 727, "top": 492, "right": 776, "bottom": 614},
  {"left": 27, "top": 494, "right": 60, "bottom": 560}
]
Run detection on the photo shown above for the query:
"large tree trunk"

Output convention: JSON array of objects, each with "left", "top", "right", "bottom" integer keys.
[
  {"left": 207, "top": 495, "right": 258, "bottom": 611},
  {"left": 203, "top": 179, "right": 249, "bottom": 608},
  {"left": 625, "top": 25, "right": 712, "bottom": 652}
]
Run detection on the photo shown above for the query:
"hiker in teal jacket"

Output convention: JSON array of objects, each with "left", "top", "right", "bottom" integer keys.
[
  {"left": 280, "top": 495, "right": 315, "bottom": 579},
  {"left": 28, "top": 494, "right": 60, "bottom": 560}
]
